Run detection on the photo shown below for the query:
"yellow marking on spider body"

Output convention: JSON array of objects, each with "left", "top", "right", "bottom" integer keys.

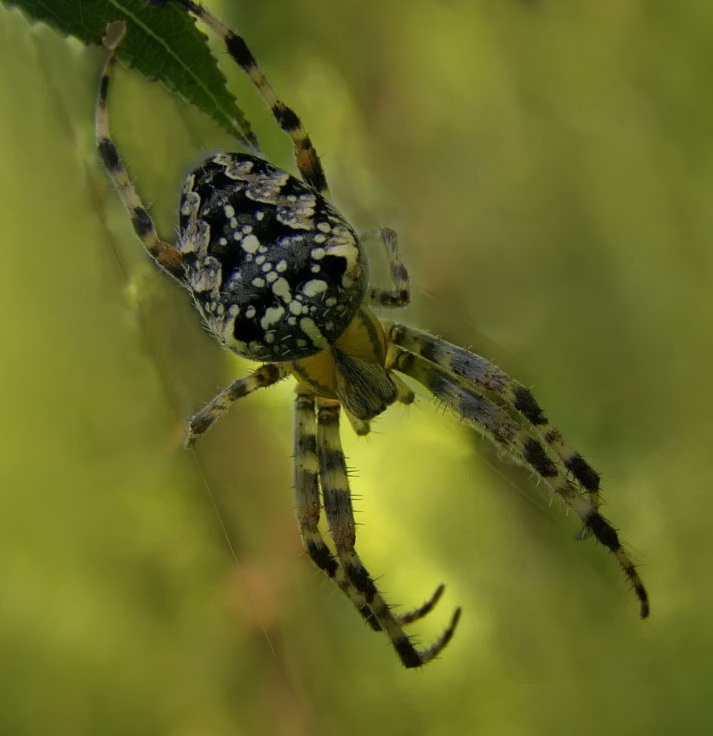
[{"left": 289, "top": 306, "right": 388, "bottom": 400}]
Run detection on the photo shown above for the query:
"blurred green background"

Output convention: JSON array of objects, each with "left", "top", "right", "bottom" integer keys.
[{"left": 1, "top": 1, "right": 711, "bottom": 734}]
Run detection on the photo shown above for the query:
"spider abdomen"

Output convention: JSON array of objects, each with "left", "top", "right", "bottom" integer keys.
[{"left": 176, "top": 152, "right": 367, "bottom": 362}]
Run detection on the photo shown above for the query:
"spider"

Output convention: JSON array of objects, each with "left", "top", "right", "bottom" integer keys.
[{"left": 96, "top": 0, "right": 649, "bottom": 668}]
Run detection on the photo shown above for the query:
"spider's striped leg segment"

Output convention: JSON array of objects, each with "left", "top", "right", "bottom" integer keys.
[
  {"left": 387, "top": 324, "right": 603, "bottom": 511},
  {"left": 167, "top": 0, "right": 330, "bottom": 197},
  {"left": 96, "top": 22, "right": 183, "bottom": 279},
  {"left": 316, "top": 398, "right": 461, "bottom": 667},
  {"left": 389, "top": 344, "right": 649, "bottom": 618},
  {"left": 293, "top": 391, "right": 380, "bottom": 630},
  {"left": 364, "top": 228, "right": 411, "bottom": 308},
  {"left": 394, "top": 584, "right": 447, "bottom": 625},
  {"left": 186, "top": 363, "right": 289, "bottom": 446},
  {"left": 293, "top": 392, "right": 445, "bottom": 633}
]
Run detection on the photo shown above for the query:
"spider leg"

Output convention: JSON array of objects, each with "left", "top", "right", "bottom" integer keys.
[
  {"left": 394, "top": 584, "right": 446, "bottom": 625},
  {"left": 364, "top": 228, "right": 411, "bottom": 308},
  {"left": 165, "top": 0, "right": 330, "bottom": 197},
  {"left": 386, "top": 323, "right": 603, "bottom": 511},
  {"left": 391, "top": 372, "right": 416, "bottom": 405},
  {"left": 293, "top": 391, "right": 381, "bottom": 630},
  {"left": 186, "top": 363, "right": 289, "bottom": 446},
  {"left": 390, "top": 345, "right": 649, "bottom": 619},
  {"left": 316, "top": 398, "right": 461, "bottom": 667},
  {"left": 96, "top": 22, "right": 183, "bottom": 280}
]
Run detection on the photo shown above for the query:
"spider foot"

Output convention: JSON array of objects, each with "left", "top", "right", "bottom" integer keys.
[
  {"left": 184, "top": 415, "right": 212, "bottom": 448},
  {"left": 393, "top": 583, "right": 446, "bottom": 625},
  {"left": 395, "top": 606, "right": 462, "bottom": 668}
]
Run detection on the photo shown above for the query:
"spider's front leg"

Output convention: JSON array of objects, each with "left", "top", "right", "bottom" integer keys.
[
  {"left": 292, "top": 391, "right": 380, "bottom": 630},
  {"left": 388, "top": 331, "right": 649, "bottom": 619},
  {"left": 315, "top": 398, "right": 461, "bottom": 667}
]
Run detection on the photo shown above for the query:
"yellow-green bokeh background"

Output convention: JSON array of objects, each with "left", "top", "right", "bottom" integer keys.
[{"left": 1, "top": 1, "right": 711, "bottom": 734}]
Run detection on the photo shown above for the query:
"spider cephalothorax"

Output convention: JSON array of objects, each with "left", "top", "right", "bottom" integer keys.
[{"left": 97, "top": 0, "right": 649, "bottom": 668}]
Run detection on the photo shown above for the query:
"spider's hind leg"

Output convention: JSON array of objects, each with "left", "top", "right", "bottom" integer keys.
[
  {"left": 293, "top": 391, "right": 380, "bottom": 630},
  {"left": 316, "top": 398, "right": 460, "bottom": 667}
]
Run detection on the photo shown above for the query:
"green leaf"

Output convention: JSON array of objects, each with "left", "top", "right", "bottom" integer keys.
[{"left": 4, "top": 0, "right": 256, "bottom": 146}]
